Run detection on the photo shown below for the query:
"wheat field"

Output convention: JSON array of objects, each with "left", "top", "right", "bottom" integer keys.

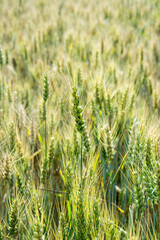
[{"left": 0, "top": 0, "right": 160, "bottom": 239}]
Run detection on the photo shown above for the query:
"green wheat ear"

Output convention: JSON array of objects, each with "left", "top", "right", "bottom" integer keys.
[
  {"left": 129, "top": 94, "right": 135, "bottom": 112},
  {"left": 16, "top": 174, "right": 24, "bottom": 196},
  {"left": 34, "top": 38, "right": 38, "bottom": 53},
  {"left": 143, "top": 164, "right": 155, "bottom": 206},
  {"left": 75, "top": 184, "right": 87, "bottom": 240},
  {"left": 5, "top": 49, "right": 9, "bottom": 65},
  {"left": 72, "top": 85, "right": 90, "bottom": 152},
  {"left": 145, "top": 137, "right": 153, "bottom": 169},
  {"left": 8, "top": 199, "right": 19, "bottom": 239},
  {"left": 95, "top": 50, "right": 99, "bottom": 68},
  {"left": 121, "top": 88, "right": 128, "bottom": 111},
  {"left": 3, "top": 154, "right": 11, "bottom": 183},
  {"left": 100, "top": 125, "right": 114, "bottom": 166},
  {"left": 140, "top": 47, "right": 144, "bottom": 72},
  {"left": 48, "top": 137, "right": 54, "bottom": 166},
  {"left": 16, "top": 140, "right": 24, "bottom": 163},
  {"left": 0, "top": 47, "right": 3, "bottom": 67},
  {"left": 9, "top": 122, "right": 16, "bottom": 153},
  {"left": 95, "top": 82, "right": 102, "bottom": 110},
  {"left": 43, "top": 74, "right": 49, "bottom": 103},
  {"left": 82, "top": 125, "right": 90, "bottom": 152},
  {"left": 133, "top": 172, "right": 145, "bottom": 215},
  {"left": 154, "top": 90, "right": 158, "bottom": 110}
]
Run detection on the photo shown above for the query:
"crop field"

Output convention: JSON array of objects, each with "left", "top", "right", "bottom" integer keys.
[{"left": 0, "top": 0, "right": 160, "bottom": 239}]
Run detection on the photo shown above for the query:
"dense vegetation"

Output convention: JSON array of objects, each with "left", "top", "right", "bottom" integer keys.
[{"left": 0, "top": 0, "right": 160, "bottom": 239}]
